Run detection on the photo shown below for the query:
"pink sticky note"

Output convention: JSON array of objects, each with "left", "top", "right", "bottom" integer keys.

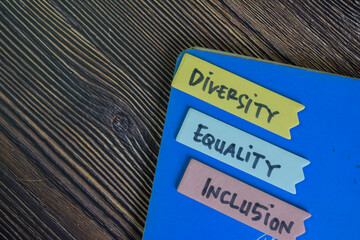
[{"left": 177, "top": 159, "right": 311, "bottom": 240}]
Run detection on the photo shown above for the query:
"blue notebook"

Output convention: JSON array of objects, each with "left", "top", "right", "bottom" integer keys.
[{"left": 143, "top": 48, "right": 360, "bottom": 239}]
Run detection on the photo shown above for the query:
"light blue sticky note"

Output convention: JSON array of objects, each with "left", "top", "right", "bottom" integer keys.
[{"left": 176, "top": 108, "right": 309, "bottom": 194}]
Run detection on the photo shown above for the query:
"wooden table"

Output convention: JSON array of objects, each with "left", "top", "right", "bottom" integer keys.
[{"left": 0, "top": 1, "right": 359, "bottom": 239}]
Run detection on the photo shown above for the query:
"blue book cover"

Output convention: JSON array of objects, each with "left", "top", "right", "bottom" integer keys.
[{"left": 142, "top": 48, "right": 360, "bottom": 239}]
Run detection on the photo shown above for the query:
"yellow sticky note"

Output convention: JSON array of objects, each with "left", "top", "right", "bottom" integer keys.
[{"left": 171, "top": 54, "right": 304, "bottom": 139}]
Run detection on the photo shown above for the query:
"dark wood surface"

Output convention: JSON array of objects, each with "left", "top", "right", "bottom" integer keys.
[{"left": 0, "top": 1, "right": 359, "bottom": 239}]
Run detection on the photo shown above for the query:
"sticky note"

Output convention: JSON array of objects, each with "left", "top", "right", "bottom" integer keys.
[
  {"left": 176, "top": 108, "right": 309, "bottom": 194},
  {"left": 178, "top": 159, "right": 311, "bottom": 240},
  {"left": 171, "top": 54, "right": 304, "bottom": 139}
]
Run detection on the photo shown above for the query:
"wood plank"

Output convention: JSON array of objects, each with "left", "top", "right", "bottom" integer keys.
[{"left": 0, "top": 1, "right": 359, "bottom": 239}]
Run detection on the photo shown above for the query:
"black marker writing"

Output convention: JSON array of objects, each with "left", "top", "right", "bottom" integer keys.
[
  {"left": 189, "top": 68, "right": 280, "bottom": 123},
  {"left": 193, "top": 124, "right": 281, "bottom": 177},
  {"left": 201, "top": 178, "right": 294, "bottom": 235}
]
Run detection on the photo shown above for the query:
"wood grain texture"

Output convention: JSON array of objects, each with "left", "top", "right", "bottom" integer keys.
[{"left": 0, "top": 1, "right": 359, "bottom": 239}]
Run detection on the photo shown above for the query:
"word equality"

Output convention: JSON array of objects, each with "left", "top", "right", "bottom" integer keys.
[
  {"left": 194, "top": 124, "right": 281, "bottom": 177},
  {"left": 189, "top": 68, "right": 280, "bottom": 123}
]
